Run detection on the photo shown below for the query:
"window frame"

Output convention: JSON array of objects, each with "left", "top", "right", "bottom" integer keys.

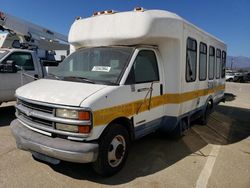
[
  {"left": 3, "top": 51, "right": 35, "bottom": 71},
  {"left": 216, "top": 49, "right": 221, "bottom": 79},
  {"left": 208, "top": 46, "right": 215, "bottom": 80},
  {"left": 125, "top": 49, "right": 160, "bottom": 84},
  {"left": 199, "top": 42, "right": 207, "bottom": 81},
  {"left": 186, "top": 37, "right": 197, "bottom": 83},
  {"left": 221, "top": 51, "right": 226, "bottom": 78}
]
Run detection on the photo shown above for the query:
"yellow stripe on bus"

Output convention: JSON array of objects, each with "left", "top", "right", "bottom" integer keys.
[{"left": 93, "top": 84, "right": 225, "bottom": 126}]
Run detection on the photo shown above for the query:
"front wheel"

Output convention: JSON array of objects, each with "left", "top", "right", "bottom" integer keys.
[{"left": 92, "top": 124, "right": 130, "bottom": 176}]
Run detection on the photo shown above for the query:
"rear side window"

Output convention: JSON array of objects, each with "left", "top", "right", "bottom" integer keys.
[
  {"left": 186, "top": 38, "right": 197, "bottom": 82},
  {"left": 208, "top": 46, "right": 215, "bottom": 80},
  {"left": 222, "top": 51, "right": 226, "bottom": 78},
  {"left": 3, "top": 52, "right": 34, "bottom": 71},
  {"left": 216, "top": 49, "right": 221, "bottom": 79},
  {"left": 126, "top": 50, "right": 159, "bottom": 84},
  {"left": 199, "top": 42, "right": 207, "bottom": 81}
]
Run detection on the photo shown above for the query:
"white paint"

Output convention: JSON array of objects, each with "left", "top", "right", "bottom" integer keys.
[
  {"left": 16, "top": 79, "right": 108, "bottom": 106},
  {"left": 196, "top": 145, "right": 221, "bottom": 188}
]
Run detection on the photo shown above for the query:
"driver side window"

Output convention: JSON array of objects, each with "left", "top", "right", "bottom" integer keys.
[
  {"left": 126, "top": 50, "right": 159, "bottom": 84},
  {"left": 3, "top": 52, "right": 34, "bottom": 71}
]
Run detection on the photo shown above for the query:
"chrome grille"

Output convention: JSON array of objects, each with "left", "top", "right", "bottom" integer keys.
[
  {"left": 19, "top": 99, "right": 53, "bottom": 114},
  {"left": 18, "top": 111, "right": 53, "bottom": 127},
  {"left": 15, "top": 97, "right": 90, "bottom": 139}
]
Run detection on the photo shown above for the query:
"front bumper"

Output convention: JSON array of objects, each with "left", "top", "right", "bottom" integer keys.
[{"left": 10, "top": 119, "right": 98, "bottom": 163}]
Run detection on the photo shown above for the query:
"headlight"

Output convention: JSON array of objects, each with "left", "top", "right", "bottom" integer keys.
[
  {"left": 56, "top": 109, "right": 91, "bottom": 120},
  {"left": 56, "top": 123, "right": 78, "bottom": 132},
  {"left": 56, "top": 123, "right": 91, "bottom": 134},
  {"left": 55, "top": 108, "right": 92, "bottom": 134}
]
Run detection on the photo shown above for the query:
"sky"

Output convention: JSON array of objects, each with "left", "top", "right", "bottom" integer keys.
[{"left": 1, "top": 0, "right": 250, "bottom": 57}]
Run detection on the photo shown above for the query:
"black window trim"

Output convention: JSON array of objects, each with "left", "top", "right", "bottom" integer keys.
[
  {"left": 208, "top": 46, "right": 215, "bottom": 80},
  {"left": 186, "top": 37, "right": 197, "bottom": 83},
  {"left": 216, "top": 48, "right": 221, "bottom": 79},
  {"left": 199, "top": 42, "right": 207, "bottom": 81},
  {"left": 221, "top": 50, "right": 226, "bottom": 78}
]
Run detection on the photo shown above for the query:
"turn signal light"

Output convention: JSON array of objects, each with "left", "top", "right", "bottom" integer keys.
[
  {"left": 93, "top": 10, "right": 116, "bottom": 16},
  {"left": 93, "top": 12, "right": 99, "bottom": 16},
  {"left": 105, "top": 10, "right": 115, "bottom": 14},
  {"left": 79, "top": 125, "right": 91, "bottom": 134},
  {"left": 79, "top": 111, "right": 91, "bottom": 121},
  {"left": 75, "top": 16, "right": 81, "bottom": 20}
]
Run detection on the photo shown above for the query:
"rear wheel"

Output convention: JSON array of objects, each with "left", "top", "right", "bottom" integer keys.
[
  {"left": 93, "top": 124, "right": 130, "bottom": 176},
  {"left": 199, "top": 101, "right": 213, "bottom": 125},
  {"left": 171, "top": 118, "right": 188, "bottom": 138}
]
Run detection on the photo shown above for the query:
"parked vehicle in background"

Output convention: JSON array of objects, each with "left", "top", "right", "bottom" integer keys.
[
  {"left": 234, "top": 73, "right": 250, "bottom": 83},
  {"left": 226, "top": 72, "right": 235, "bottom": 81},
  {"left": 10, "top": 8, "right": 226, "bottom": 176},
  {"left": 0, "top": 11, "right": 69, "bottom": 105}
]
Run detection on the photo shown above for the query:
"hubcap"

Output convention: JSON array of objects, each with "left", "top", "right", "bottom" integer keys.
[{"left": 108, "top": 135, "right": 126, "bottom": 167}]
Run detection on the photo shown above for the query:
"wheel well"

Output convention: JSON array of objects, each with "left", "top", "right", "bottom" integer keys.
[
  {"left": 100, "top": 117, "right": 135, "bottom": 141},
  {"left": 208, "top": 98, "right": 214, "bottom": 109}
]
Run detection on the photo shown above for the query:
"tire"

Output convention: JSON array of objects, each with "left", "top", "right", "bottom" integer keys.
[
  {"left": 92, "top": 123, "right": 130, "bottom": 176},
  {"left": 198, "top": 101, "right": 212, "bottom": 125},
  {"left": 170, "top": 119, "right": 188, "bottom": 138}
]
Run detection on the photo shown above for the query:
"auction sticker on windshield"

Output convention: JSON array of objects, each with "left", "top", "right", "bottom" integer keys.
[{"left": 92, "top": 66, "right": 111, "bottom": 72}]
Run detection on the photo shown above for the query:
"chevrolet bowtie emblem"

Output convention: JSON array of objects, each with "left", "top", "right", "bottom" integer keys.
[{"left": 25, "top": 110, "right": 33, "bottom": 117}]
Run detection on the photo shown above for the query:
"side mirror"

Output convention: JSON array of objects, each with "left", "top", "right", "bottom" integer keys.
[
  {"left": 12, "top": 40, "right": 21, "bottom": 49},
  {"left": 0, "top": 60, "right": 17, "bottom": 73},
  {"left": 41, "top": 60, "right": 60, "bottom": 67}
]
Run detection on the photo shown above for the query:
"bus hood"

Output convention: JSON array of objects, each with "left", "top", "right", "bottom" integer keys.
[{"left": 16, "top": 79, "right": 108, "bottom": 106}]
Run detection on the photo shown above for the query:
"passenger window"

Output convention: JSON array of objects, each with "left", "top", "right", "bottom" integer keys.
[
  {"left": 199, "top": 42, "right": 207, "bottom": 81},
  {"left": 186, "top": 38, "right": 197, "bottom": 82},
  {"left": 222, "top": 51, "right": 226, "bottom": 78},
  {"left": 216, "top": 49, "right": 221, "bottom": 79},
  {"left": 208, "top": 46, "right": 215, "bottom": 80},
  {"left": 3, "top": 52, "right": 34, "bottom": 71},
  {"left": 126, "top": 50, "right": 159, "bottom": 84}
]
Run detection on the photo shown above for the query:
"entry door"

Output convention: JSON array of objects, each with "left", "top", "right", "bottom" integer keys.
[
  {"left": 125, "top": 50, "right": 164, "bottom": 135},
  {"left": 0, "top": 52, "right": 37, "bottom": 101}
]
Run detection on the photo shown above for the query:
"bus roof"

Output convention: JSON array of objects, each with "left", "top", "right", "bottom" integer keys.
[{"left": 69, "top": 9, "right": 225, "bottom": 48}]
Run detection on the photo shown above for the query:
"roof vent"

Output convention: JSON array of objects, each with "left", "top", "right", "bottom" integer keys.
[
  {"left": 75, "top": 16, "right": 82, "bottom": 20},
  {"left": 93, "top": 10, "right": 116, "bottom": 17},
  {"left": 134, "top": 7, "right": 145, "bottom": 12}
]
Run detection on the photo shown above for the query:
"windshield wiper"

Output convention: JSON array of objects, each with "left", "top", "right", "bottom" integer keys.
[
  {"left": 47, "top": 73, "right": 62, "bottom": 80},
  {"left": 96, "top": 80, "right": 118, "bottom": 86},
  {"left": 63, "top": 76, "right": 95, "bottom": 84}
]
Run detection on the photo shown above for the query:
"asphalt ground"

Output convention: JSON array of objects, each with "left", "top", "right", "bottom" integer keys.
[{"left": 0, "top": 82, "right": 249, "bottom": 188}]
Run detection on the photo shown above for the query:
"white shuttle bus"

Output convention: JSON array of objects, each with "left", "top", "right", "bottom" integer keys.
[{"left": 11, "top": 9, "right": 226, "bottom": 176}]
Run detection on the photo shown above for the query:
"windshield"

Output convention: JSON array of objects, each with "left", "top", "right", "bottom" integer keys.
[
  {"left": 0, "top": 50, "right": 9, "bottom": 60},
  {"left": 49, "top": 47, "right": 134, "bottom": 85}
]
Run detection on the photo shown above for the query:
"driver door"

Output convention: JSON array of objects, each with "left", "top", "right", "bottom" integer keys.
[{"left": 125, "top": 49, "right": 164, "bottom": 137}]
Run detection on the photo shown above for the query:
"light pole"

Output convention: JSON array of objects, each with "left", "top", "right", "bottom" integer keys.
[{"left": 230, "top": 57, "right": 234, "bottom": 70}]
